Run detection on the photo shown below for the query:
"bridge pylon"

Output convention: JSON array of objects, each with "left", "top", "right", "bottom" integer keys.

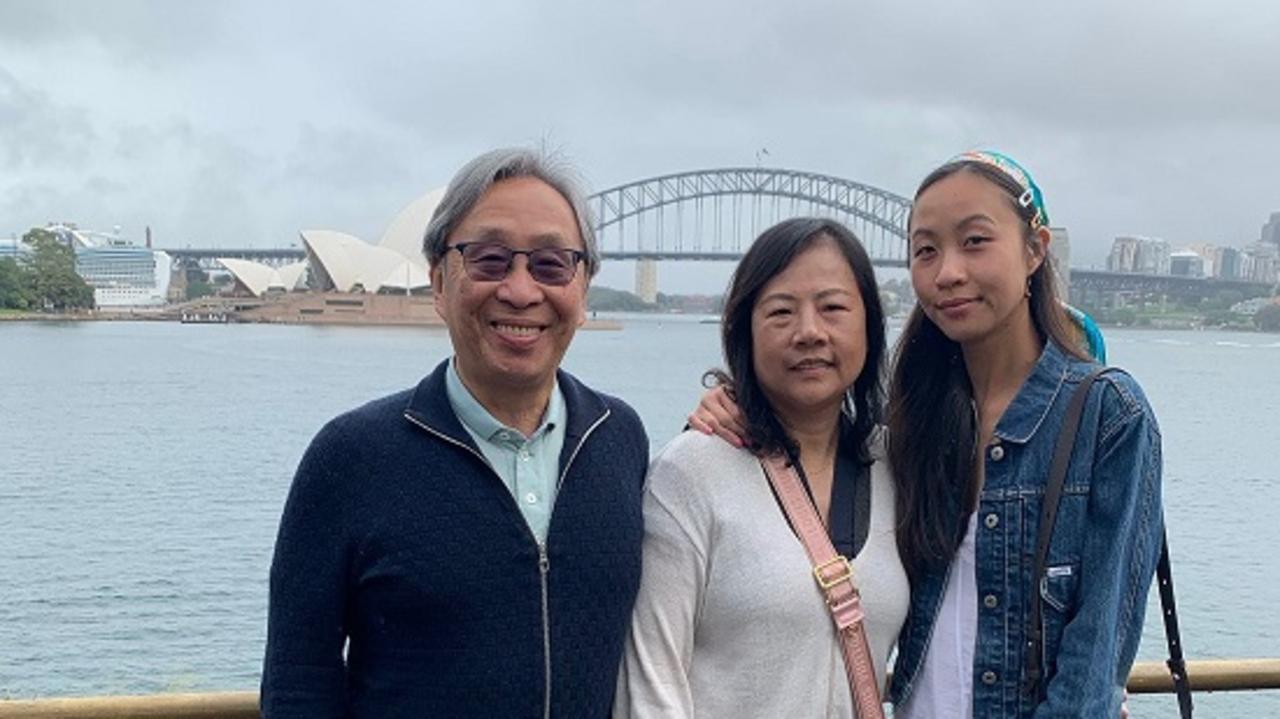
[{"left": 635, "top": 259, "right": 658, "bottom": 304}]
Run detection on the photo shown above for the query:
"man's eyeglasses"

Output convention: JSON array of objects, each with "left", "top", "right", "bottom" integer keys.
[{"left": 448, "top": 242, "right": 585, "bottom": 287}]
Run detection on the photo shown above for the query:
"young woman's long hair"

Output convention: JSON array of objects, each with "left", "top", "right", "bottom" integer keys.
[
  {"left": 888, "top": 161, "right": 1088, "bottom": 584},
  {"left": 709, "top": 217, "right": 886, "bottom": 464}
]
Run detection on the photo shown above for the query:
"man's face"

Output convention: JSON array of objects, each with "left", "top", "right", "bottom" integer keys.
[{"left": 432, "top": 176, "right": 588, "bottom": 399}]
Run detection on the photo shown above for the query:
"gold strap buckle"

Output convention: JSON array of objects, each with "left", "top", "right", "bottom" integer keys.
[{"left": 813, "top": 555, "right": 854, "bottom": 590}]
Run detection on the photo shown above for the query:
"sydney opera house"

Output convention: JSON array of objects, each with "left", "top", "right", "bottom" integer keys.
[{"left": 218, "top": 188, "right": 443, "bottom": 299}]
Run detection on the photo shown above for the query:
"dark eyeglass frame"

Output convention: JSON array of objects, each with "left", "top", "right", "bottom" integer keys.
[{"left": 447, "top": 242, "right": 586, "bottom": 287}]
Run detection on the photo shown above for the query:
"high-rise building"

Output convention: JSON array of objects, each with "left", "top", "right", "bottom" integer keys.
[
  {"left": 1107, "top": 235, "right": 1170, "bottom": 274},
  {"left": 1242, "top": 242, "right": 1279, "bottom": 284},
  {"left": 1169, "top": 251, "right": 1205, "bottom": 277},
  {"left": 1219, "top": 246, "right": 1243, "bottom": 280},
  {"left": 1261, "top": 212, "right": 1280, "bottom": 249},
  {"left": 1188, "top": 243, "right": 1219, "bottom": 278}
]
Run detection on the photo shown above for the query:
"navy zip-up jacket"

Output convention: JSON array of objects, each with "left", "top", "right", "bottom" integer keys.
[{"left": 262, "top": 360, "right": 648, "bottom": 718}]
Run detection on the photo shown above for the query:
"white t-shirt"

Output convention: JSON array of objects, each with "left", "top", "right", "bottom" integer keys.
[{"left": 897, "top": 513, "right": 978, "bottom": 719}]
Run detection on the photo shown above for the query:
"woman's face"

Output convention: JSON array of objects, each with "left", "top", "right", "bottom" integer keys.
[
  {"left": 751, "top": 236, "right": 867, "bottom": 425},
  {"left": 908, "top": 170, "right": 1046, "bottom": 346}
]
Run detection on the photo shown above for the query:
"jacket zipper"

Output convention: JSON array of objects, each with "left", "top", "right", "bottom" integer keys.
[
  {"left": 406, "top": 408, "right": 611, "bottom": 719},
  {"left": 538, "top": 543, "right": 552, "bottom": 719}
]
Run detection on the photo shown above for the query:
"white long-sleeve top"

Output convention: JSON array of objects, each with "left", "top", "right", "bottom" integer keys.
[{"left": 613, "top": 430, "right": 909, "bottom": 719}]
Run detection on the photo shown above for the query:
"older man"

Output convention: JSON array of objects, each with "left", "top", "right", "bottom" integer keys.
[{"left": 261, "top": 148, "right": 649, "bottom": 718}]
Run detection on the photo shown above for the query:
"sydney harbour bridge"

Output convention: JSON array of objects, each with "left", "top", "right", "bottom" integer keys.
[
  {"left": 587, "top": 168, "right": 910, "bottom": 301},
  {"left": 167, "top": 166, "right": 1272, "bottom": 303}
]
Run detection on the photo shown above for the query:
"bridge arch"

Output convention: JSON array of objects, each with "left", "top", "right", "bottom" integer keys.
[{"left": 587, "top": 167, "right": 912, "bottom": 266}]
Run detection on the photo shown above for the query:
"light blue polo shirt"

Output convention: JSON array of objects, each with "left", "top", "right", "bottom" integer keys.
[{"left": 444, "top": 358, "right": 566, "bottom": 543}]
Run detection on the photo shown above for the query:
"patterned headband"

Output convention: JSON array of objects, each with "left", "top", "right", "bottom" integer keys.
[{"left": 949, "top": 150, "right": 1050, "bottom": 229}]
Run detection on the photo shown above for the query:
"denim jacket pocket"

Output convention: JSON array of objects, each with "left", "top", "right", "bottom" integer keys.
[{"left": 1040, "top": 562, "right": 1080, "bottom": 678}]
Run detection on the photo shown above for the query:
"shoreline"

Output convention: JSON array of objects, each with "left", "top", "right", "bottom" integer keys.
[
  {"left": 0, "top": 311, "right": 624, "bottom": 330},
  {"left": 0, "top": 307, "right": 1272, "bottom": 335}
]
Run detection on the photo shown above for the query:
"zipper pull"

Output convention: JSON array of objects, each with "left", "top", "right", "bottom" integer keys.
[{"left": 538, "top": 545, "right": 550, "bottom": 574}]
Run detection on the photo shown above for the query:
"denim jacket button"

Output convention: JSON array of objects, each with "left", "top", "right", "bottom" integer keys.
[
  {"left": 984, "top": 513, "right": 999, "bottom": 529},
  {"left": 989, "top": 445, "right": 1005, "bottom": 461},
  {"left": 981, "top": 670, "right": 998, "bottom": 685},
  {"left": 983, "top": 594, "right": 999, "bottom": 609}
]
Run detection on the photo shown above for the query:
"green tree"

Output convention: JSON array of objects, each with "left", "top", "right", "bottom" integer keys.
[
  {"left": 588, "top": 286, "right": 654, "bottom": 312},
  {"left": 20, "top": 228, "right": 94, "bottom": 310},
  {"left": 186, "top": 280, "right": 216, "bottom": 300},
  {"left": 1111, "top": 307, "right": 1138, "bottom": 326},
  {"left": 1203, "top": 289, "right": 1246, "bottom": 311},
  {"left": 1254, "top": 303, "right": 1280, "bottom": 332},
  {"left": 1201, "top": 309, "right": 1237, "bottom": 327},
  {"left": 0, "top": 257, "right": 34, "bottom": 309}
]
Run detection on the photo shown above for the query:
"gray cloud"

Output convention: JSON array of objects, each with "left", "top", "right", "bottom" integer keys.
[
  {"left": 0, "top": 67, "right": 97, "bottom": 169},
  {"left": 0, "top": 0, "right": 1277, "bottom": 279},
  {"left": 0, "top": 0, "right": 241, "bottom": 65}
]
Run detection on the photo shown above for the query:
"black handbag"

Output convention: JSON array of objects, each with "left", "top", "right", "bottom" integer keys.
[{"left": 1024, "top": 368, "right": 1193, "bottom": 718}]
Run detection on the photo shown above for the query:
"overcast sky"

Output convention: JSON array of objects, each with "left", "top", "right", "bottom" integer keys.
[{"left": 2, "top": 0, "right": 1277, "bottom": 293}]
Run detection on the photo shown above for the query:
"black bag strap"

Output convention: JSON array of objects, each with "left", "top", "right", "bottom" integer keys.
[
  {"left": 1025, "top": 368, "right": 1105, "bottom": 697},
  {"left": 1023, "top": 368, "right": 1192, "bottom": 717},
  {"left": 1158, "top": 531, "right": 1194, "bottom": 717}
]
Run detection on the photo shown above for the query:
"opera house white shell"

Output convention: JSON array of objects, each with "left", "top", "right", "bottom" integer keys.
[
  {"left": 218, "top": 187, "right": 444, "bottom": 298},
  {"left": 218, "top": 258, "right": 308, "bottom": 296}
]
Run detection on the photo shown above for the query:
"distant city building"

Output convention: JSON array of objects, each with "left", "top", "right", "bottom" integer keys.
[
  {"left": 0, "top": 237, "right": 25, "bottom": 260},
  {"left": 1261, "top": 212, "right": 1280, "bottom": 249},
  {"left": 1190, "top": 243, "right": 1246, "bottom": 280},
  {"left": 1169, "top": 250, "right": 1205, "bottom": 278},
  {"left": 1218, "top": 246, "right": 1243, "bottom": 280},
  {"left": 1049, "top": 227, "right": 1070, "bottom": 300},
  {"left": 1107, "top": 235, "right": 1170, "bottom": 275},
  {"left": 1241, "top": 242, "right": 1279, "bottom": 284},
  {"left": 1187, "top": 243, "right": 1219, "bottom": 278}
]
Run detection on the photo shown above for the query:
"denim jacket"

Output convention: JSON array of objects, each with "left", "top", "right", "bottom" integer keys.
[{"left": 888, "top": 341, "right": 1164, "bottom": 717}]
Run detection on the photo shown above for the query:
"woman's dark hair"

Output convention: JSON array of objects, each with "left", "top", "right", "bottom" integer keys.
[
  {"left": 708, "top": 217, "right": 886, "bottom": 464},
  {"left": 889, "top": 160, "right": 1089, "bottom": 584}
]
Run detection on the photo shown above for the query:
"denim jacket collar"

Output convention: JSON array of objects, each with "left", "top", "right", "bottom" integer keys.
[{"left": 992, "top": 341, "right": 1071, "bottom": 445}]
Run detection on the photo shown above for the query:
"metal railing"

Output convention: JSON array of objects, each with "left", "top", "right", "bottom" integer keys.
[{"left": 2, "top": 659, "right": 1278, "bottom": 718}]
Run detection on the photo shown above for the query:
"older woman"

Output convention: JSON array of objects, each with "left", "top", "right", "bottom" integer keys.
[{"left": 614, "top": 218, "right": 908, "bottom": 718}]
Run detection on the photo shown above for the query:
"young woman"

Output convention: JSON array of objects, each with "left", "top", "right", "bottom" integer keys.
[
  {"left": 691, "top": 152, "right": 1161, "bottom": 716},
  {"left": 889, "top": 151, "right": 1161, "bottom": 716},
  {"left": 614, "top": 218, "right": 909, "bottom": 718}
]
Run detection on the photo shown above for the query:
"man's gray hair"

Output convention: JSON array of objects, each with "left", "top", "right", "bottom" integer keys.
[{"left": 423, "top": 147, "right": 600, "bottom": 278}]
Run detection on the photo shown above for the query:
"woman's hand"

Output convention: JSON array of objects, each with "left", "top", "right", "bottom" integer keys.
[{"left": 688, "top": 385, "right": 748, "bottom": 448}]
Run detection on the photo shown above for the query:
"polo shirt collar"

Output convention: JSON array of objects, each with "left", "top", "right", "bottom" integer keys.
[{"left": 444, "top": 357, "right": 563, "bottom": 442}]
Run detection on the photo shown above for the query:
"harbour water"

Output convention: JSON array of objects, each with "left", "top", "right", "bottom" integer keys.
[{"left": 1, "top": 317, "right": 1277, "bottom": 713}]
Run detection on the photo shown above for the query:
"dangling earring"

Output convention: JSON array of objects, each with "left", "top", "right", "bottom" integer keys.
[{"left": 1025, "top": 276, "right": 1032, "bottom": 298}]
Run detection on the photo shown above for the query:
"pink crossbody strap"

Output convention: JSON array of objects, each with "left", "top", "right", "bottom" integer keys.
[{"left": 760, "top": 453, "right": 885, "bottom": 719}]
